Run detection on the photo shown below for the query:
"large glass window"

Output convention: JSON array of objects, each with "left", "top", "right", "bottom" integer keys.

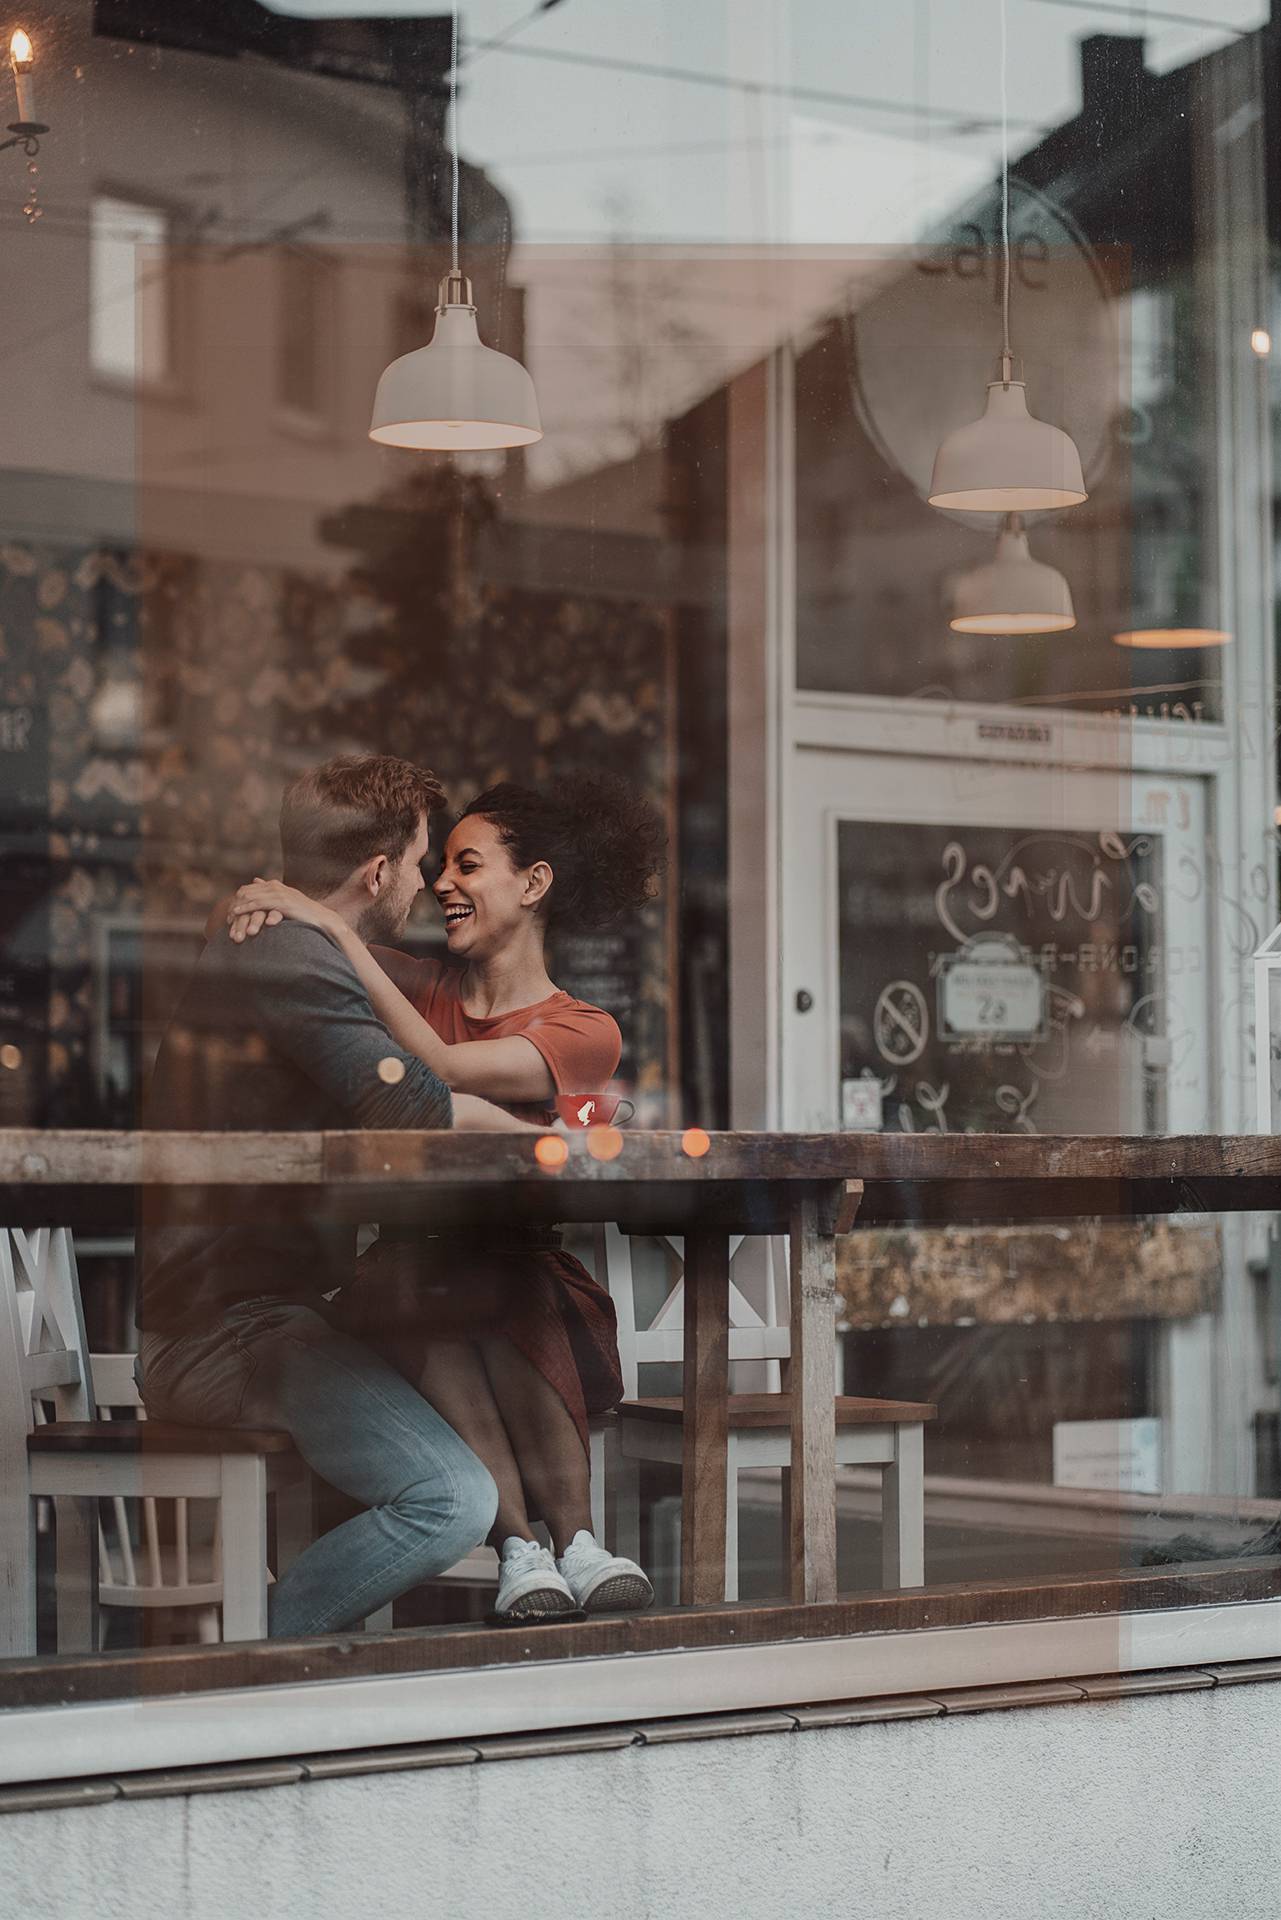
[{"left": 0, "top": 1, "right": 1276, "bottom": 1767}]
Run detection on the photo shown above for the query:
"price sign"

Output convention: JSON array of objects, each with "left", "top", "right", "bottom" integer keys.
[{"left": 939, "top": 939, "right": 1044, "bottom": 1042}]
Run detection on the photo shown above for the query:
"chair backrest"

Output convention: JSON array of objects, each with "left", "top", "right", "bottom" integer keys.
[
  {"left": 0, "top": 1228, "right": 95, "bottom": 1444},
  {"left": 87, "top": 1352, "right": 142, "bottom": 1412},
  {"left": 592, "top": 1225, "right": 789, "bottom": 1398},
  {"left": 85, "top": 1352, "right": 202, "bottom": 1606},
  {"left": 0, "top": 1230, "right": 217, "bottom": 1620}
]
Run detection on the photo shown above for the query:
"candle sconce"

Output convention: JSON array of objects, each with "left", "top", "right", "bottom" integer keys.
[{"left": 4, "top": 27, "right": 46, "bottom": 221}]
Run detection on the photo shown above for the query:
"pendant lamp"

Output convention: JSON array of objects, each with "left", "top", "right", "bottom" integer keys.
[
  {"left": 928, "top": 1, "right": 1085, "bottom": 514},
  {"left": 369, "top": 5, "right": 541, "bottom": 452},
  {"left": 949, "top": 515, "right": 1075, "bottom": 634},
  {"left": 1113, "top": 543, "right": 1231, "bottom": 648},
  {"left": 370, "top": 267, "right": 542, "bottom": 449},
  {"left": 1112, "top": 625, "right": 1231, "bottom": 650},
  {"left": 929, "top": 353, "right": 1087, "bottom": 511}
]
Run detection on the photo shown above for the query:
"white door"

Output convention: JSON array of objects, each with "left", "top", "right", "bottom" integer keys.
[
  {"left": 784, "top": 741, "right": 1218, "bottom": 1495},
  {"left": 785, "top": 746, "right": 1212, "bottom": 1139}
]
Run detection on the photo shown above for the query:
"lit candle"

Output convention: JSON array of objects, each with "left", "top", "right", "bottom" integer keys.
[{"left": 9, "top": 29, "right": 35, "bottom": 126}]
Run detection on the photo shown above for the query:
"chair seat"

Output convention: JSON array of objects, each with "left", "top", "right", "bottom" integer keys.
[
  {"left": 619, "top": 1392, "right": 936, "bottom": 1429},
  {"left": 28, "top": 1420, "right": 297, "bottom": 1456}
]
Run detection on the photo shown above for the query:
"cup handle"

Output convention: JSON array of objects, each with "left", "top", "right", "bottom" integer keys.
[{"left": 615, "top": 1099, "right": 636, "bottom": 1126}]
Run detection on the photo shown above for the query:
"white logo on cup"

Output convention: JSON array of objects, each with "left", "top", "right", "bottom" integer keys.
[{"left": 576, "top": 1099, "right": 595, "bottom": 1126}]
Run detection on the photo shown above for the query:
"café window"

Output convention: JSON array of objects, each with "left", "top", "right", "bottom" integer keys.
[
  {"left": 89, "top": 192, "right": 176, "bottom": 389},
  {"left": 275, "top": 246, "right": 337, "bottom": 429},
  {"left": 0, "top": 0, "right": 1277, "bottom": 1793}
]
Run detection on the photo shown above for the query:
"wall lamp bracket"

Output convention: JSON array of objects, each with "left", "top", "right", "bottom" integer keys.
[{"left": 1, "top": 119, "right": 46, "bottom": 155}]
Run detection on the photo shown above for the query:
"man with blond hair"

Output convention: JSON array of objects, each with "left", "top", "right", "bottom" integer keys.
[{"left": 137, "top": 754, "right": 515, "bottom": 1636}]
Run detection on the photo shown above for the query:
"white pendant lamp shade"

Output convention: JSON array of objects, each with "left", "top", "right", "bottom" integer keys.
[
  {"left": 370, "top": 270, "right": 542, "bottom": 451},
  {"left": 929, "top": 375, "right": 1088, "bottom": 513},
  {"left": 950, "top": 519, "right": 1075, "bottom": 634}
]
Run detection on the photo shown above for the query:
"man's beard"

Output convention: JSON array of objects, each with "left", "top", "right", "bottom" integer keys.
[{"left": 359, "top": 890, "right": 411, "bottom": 945}]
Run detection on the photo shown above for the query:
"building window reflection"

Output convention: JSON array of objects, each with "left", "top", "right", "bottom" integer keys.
[
  {"left": 89, "top": 192, "right": 176, "bottom": 390},
  {"left": 275, "top": 245, "right": 336, "bottom": 430}
]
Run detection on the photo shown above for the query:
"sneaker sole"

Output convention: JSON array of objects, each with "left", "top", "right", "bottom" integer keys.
[
  {"left": 498, "top": 1585, "right": 579, "bottom": 1619},
  {"left": 580, "top": 1571, "right": 655, "bottom": 1613}
]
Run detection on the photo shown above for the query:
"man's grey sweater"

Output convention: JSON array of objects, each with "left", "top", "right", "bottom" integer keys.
[{"left": 138, "top": 922, "right": 452, "bottom": 1334}]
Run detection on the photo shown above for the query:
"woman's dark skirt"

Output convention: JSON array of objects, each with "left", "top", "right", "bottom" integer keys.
[{"left": 330, "top": 1229, "right": 624, "bottom": 1456}]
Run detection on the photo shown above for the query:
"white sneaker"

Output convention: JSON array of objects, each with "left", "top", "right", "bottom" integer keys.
[
  {"left": 557, "top": 1531, "right": 655, "bottom": 1613},
  {"left": 494, "top": 1536, "right": 578, "bottom": 1618}
]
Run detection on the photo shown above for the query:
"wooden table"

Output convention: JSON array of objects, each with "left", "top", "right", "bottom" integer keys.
[{"left": 2, "top": 1128, "right": 1280, "bottom": 1610}]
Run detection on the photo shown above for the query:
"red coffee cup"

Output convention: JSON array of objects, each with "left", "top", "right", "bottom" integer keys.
[{"left": 554, "top": 1094, "right": 635, "bottom": 1129}]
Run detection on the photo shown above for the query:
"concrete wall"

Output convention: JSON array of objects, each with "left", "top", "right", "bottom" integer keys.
[{"left": 5, "top": 1683, "right": 1279, "bottom": 1920}]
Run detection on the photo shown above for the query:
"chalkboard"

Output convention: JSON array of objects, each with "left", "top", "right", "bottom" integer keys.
[
  {"left": 838, "top": 822, "right": 1165, "bottom": 1135},
  {"left": 555, "top": 927, "right": 640, "bottom": 1082}
]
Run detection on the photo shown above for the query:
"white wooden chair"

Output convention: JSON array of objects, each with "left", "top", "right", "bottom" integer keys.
[
  {"left": 84, "top": 1354, "right": 316, "bottom": 1646},
  {"left": 590, "top": 1226, "right": 934, "bottom": 1601},
  {"left": 0, "top": 1226, "right": 312, "bottom": 1655}
]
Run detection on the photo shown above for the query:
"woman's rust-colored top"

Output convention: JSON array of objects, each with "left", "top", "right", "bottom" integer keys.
[{"left": 370, "top": 951, "right": 622, "bottom": 1123}]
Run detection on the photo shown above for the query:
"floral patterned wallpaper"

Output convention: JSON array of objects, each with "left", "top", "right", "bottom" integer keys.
[
  {"left": 0, "top": 508, "right": 675, "bottom": 1127},
  {"left": 0, "top": 545, "right": 147, "bottom": 1124}
]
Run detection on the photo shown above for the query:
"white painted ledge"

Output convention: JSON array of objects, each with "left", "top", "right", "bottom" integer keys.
[{"left": 2, "top": 1598, "right": 1280, "bottom": 1787}]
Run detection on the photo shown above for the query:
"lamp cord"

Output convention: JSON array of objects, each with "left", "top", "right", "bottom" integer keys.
[
  {"left": 999, "top": 0, "right": 1011, "bottom": 373},
  {"left": 450, "top": 0, "right": 460, "bottom": 274}
]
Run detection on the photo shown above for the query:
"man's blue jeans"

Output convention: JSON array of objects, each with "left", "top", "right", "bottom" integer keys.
[{"left": 138, "top": 1298, "right": 498, "bottom": 1637}]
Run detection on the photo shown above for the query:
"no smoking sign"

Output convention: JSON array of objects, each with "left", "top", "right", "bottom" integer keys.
[{"left": 874, "top": 981, "right": 928, "bottom": 1067}]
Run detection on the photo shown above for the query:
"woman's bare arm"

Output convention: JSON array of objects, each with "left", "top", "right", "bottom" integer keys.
[
  {"left": 226, "top": 880, "right": 555, "bottom": 1102},
  {"left": 332, "top": 921, "right": 555, "bottom": 1100}
]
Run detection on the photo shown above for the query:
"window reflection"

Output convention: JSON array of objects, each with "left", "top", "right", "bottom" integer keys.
[
  {"left": 89, "top": 193, "right": 174, "bottom": 388},
  {"left": 0, "top": 2, "right": 1276, "bottom": 1684}
]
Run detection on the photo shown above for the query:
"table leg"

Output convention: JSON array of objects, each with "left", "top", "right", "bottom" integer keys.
[
  {"left": 54, "top": 1496, "right": 99, "bottom": 1653},
  {"left": 680, "top": 1228, "right": 730, "bottom": 1607},
  {"left": 788, "top": 1193, "right": 838, "bottom": 1604}
]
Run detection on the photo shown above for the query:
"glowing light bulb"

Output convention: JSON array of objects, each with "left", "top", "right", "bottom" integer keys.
[
  {"left": 9, "top": 28, "right": 35, "bottom": 123},
  {"left": 535, "top": 1134, "right": 568, "bottom": 1172},
  {"left": 681, "top": 1127, "right": 711, "bottom": 1159},
  {"left": 1252, "top": 328, "right": 1272, "bottom": 358}
]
